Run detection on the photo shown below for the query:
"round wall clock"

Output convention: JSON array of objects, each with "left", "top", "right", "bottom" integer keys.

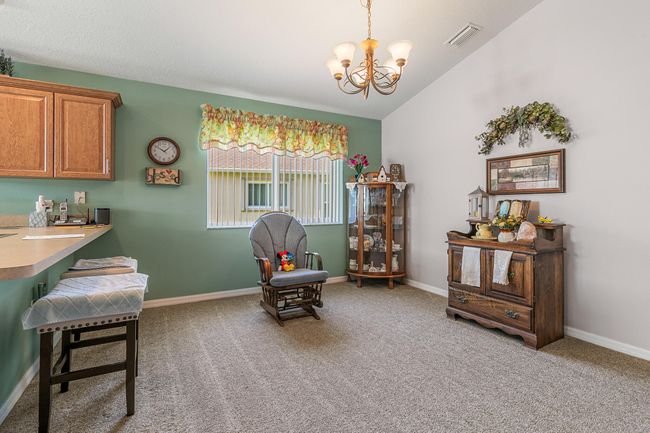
[{"left": 147, "top": 137, "right": 180, "bottom": 165}]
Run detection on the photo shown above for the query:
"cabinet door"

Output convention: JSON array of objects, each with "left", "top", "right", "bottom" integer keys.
[
  {"left": 0, "top": 86, "right": 53, "bottom": 177},
  {"left": 447, "top": 245, "right": 484, "bottom": 294},
  {"left": 485, "top": 251, "right": 533, "bottom": 306},
  {"left": 54, "top": 93, "right": 113, "bottom": 179}
]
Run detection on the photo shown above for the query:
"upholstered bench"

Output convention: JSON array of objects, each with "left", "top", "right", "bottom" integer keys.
[{"left": 22, "top": 272, "right": 148, "bottom": 433}]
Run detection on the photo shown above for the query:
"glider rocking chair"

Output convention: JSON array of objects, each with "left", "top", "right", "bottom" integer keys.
[{"left": 249, "top": 212, "right": 328, "bottom": 326}]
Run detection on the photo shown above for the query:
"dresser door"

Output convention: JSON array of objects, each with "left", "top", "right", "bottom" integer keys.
[
  {"left": 54, "top": 93, "right": 113, "bottom": 179},
  {"left": 447, "top": 245, "right": 484, "bottom": 294},
  {"left": 0, "top": 86, "right": 53, "bottom": 177},
  {"left": 485, "top": 251, "right": 533, "bottom": 306}
]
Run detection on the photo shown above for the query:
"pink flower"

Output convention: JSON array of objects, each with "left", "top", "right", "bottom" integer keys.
[{"left": 363, "top": 160, "right": 369, "bottom": 167}]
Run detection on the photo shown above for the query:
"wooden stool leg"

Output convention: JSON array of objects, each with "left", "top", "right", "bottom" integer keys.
[
  {"left": 39, "top": 332, "right": 53, "bottom": 433},
  {"left": 135, "top": 319, "right": 139, "bottom": 377},
  {"left": 60, "top": 330, "right": 71, "bottom": 393},
  {"left": 125, "top": 320, "right": 136, "bottom": 416}
]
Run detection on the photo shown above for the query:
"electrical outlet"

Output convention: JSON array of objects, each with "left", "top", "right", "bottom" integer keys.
[{"left": 74, "top": 191, "right": 86, "bottom": 205}]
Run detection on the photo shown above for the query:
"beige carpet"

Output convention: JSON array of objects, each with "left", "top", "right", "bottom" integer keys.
[{"left": 2, "top": 282, "right": 649, "bottom": 433}]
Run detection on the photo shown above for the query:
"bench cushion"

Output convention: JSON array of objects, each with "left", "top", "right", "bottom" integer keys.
[
  {"left": 268, "top": 268, "right": 328, "bottom": 287},
  {"left": 22, "top": 273, "right": 148, "bottom": 330}
]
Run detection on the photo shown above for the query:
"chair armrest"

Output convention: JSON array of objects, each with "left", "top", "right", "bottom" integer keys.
[
  {"left": 255, "top": 257, "right": 273, "bottom": 284},
  {"left": 305, "top": 252, "right": 323, "bottom": 270}
]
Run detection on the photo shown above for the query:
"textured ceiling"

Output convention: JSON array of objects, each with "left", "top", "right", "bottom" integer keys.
[{"left": 0, "top": 0, "right": 543, "bottom": 119}]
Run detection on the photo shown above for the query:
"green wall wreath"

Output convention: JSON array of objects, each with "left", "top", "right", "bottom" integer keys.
[{"left": 475, "top": 101, "right": 571, "bottom": 155}]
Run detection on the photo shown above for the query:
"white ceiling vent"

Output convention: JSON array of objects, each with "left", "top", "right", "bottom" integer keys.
[{"left": 445, "top": 23, "right": 482, "bottom": 46}]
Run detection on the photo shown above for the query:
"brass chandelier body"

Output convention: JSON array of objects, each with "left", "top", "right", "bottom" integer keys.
[{"left": 327, "top": 0, "right": 412, "bottom": 98}]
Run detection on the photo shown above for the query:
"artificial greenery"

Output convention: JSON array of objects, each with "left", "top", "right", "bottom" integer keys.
[
  {"left": 491, "top": 214, "right": 524, "bottom": 230},
  {"left": 475, "top": 101, "right": 571, "bottom": 155},
  {"left": 0, "top": 49, "right": 14, "bottom": 76}
]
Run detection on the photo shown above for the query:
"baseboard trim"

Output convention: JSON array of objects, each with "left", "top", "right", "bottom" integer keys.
[
  {"left": 405, "top": 278, "right": 650, "bottom": 362},
  {"left": 0, "top": 358, "right": 38, "bottom": 426},
  {"left": 564, "top": 326, "right": 650, "bottom": 361},
  {"left": 143, "top": 275, "right": 349, "bottom": 309},
  {"left": 0, "top": 333, "right": 60, "bottom": 426},
  {"left": 404, "top": 278, "right": 448, "bottom": 297}
]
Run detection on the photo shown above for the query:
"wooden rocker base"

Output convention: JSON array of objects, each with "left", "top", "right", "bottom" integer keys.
[{"left": 259, "top": 282, "right": 324, "bottom": 326}]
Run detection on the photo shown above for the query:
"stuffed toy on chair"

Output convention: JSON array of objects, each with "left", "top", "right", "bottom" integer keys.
[{"left": 276, "top": 250, "right": 295, "bottom": 272}]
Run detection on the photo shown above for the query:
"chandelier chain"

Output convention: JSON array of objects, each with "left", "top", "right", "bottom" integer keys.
[{"left": 361, "top": 0, "right": 372, "bottom": 39}]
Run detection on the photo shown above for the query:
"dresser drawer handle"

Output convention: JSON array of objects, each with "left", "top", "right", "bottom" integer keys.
[
  {"left": 456, "top": 294, "right": 468, "bottom": 304},
  {"left": 508, "top": 272, "right": 515, "bottom": 279},
  {"left": 505, "top": 310, "right": 520, "bottom": 319}
]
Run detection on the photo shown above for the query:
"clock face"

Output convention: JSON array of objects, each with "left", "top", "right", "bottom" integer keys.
[{"left": 148, "top": 137, "right": 180, "bottom": 165}]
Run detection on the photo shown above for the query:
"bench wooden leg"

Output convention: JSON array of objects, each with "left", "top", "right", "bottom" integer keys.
[
  {"left": 60, "top": 331, "right": 71, "bottom": 393},
  {"left": 126, "top": 320, "right": 136, "bottom": 416},
  {"left": 39, "top": 332, "right": 53, "bottom": 433}
]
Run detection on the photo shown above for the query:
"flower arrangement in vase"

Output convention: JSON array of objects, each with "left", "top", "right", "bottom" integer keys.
[
  {"left": 347, "top": 153, "right": 369, "bottom": 182},
  {"left": 491, "top": 214, "right": 524, "bottom": 242}
]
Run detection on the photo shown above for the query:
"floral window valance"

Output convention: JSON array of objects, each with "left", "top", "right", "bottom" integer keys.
[{"left": 199, "top": 104, "right": 348, "bottom": 160}]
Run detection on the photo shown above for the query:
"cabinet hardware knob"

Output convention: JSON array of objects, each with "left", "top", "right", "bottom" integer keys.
[
  {"left": 508, "top": 272, "right": 515, "bottom": 279},
  {"left": 456, "top": 295, "right": 468, "bottom": 304},
  {"left": 505, "top": 310, "right": 520, "bottom": 319}
]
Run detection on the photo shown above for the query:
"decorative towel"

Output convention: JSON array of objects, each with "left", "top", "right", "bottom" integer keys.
[
  {"left": 461, "top": 247, "right": 481, "bottom": 287},
  {"left": 492, "top": 250, "right": 513, "bottom": 285}
]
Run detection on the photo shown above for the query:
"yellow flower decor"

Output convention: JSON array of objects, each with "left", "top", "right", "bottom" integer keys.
[
  {"left": 492, "top": 214, "right": 525, "bottom": 230},
  {"left": 199, "top": 104, "right": 348, "bottom": 160}
]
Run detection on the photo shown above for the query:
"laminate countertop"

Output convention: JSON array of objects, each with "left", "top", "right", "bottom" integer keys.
[{"left": 0, "top": 225, "right": 112, "bottom": 281}]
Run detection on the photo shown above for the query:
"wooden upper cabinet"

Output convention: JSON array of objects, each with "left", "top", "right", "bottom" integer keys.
[
  {"left": 55, "top": 94, "right": 113, "bottom": 179},
  {"left": 0, "top": 75, "right": 121, "bottom": 180},
  {"left": 0, "top": 86, "right": 53, "bottom": 177}
]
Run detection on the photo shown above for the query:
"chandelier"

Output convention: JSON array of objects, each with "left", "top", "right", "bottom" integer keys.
[{"left": 326, "top": 0, "right": 412, "bottom": 98}]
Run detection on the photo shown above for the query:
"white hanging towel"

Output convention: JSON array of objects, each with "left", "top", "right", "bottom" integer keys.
[
  {"left": 492, "top": 250, "right": 514, "bottom": 285},
  {"left": 460, "top": 247, "right": 481, "bottom": 287}
]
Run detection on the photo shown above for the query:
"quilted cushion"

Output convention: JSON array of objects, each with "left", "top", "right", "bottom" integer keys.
[
  {"left": 269, "top": 268, "right": 328, "bottom": 287},
  {"left": 22, "top": 273, "right": 148, "bottom": 330}
]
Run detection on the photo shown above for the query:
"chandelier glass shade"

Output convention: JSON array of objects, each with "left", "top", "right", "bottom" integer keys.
[{"left": 327, "top": 0, "right": 412, "bottom": 98}]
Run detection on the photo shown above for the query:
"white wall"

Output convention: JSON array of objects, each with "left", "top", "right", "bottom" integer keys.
[{"left": 383, "top": 0, "right": 650, "bottom": 353}]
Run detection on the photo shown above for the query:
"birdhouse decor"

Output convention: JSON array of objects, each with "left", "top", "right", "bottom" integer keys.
[
  {"left": 468, "top": 186, "right": 489, "bottom": 221},
  {"left": 377, "top": 165, "right": 388, "bottom": 182}
]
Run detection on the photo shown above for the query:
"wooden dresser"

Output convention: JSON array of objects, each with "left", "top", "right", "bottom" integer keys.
[{"left": 446, "top": 224, "right": 565, "bottom": 349}]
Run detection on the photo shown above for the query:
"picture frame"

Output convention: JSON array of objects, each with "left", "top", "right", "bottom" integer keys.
[
  {"left": 494, "top": 199, "right": 530, "bottom": 219},
  {"left": 486, "top": 149, "right": 565, "bottom": 195},
  {"left": 145, "top": 167, "right": 182, "bottom": 185}
]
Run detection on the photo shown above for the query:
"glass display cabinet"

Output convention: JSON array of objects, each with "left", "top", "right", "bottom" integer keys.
[{"left": 347, "top": 181, "right": 407, "bottom": 288}]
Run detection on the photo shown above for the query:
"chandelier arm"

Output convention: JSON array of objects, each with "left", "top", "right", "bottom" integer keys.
[
  {"left": 337, "top": 79, "right": 367, "bottom": 95},
  {"left": 343, "top": 66, "right": 370, "bottom": 90},
  {"left": 370, "top": 79, "right": 398, "bottom": 96}
]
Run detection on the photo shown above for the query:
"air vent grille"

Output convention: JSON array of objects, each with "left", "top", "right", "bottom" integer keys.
[{"left": 445, "top": 23, "right": 482, "bottom": 46}]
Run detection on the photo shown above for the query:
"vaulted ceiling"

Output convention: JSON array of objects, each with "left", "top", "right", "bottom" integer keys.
[{"left": 0, "top": 0, "right": 542, "bottom": 119}]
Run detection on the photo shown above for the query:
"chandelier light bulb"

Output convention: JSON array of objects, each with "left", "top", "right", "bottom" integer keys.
[
  {"left": 326, "top": 59, "right": 345, "bottom": 80},
  {"left": 334, "top": 42, "right": 356, "bottom": 67},
  {"left": 383, "top": 58, "right": 400, "bottom": 76},
  {"left": 387, "top": 40, "right": 413, "bottom": 66}
]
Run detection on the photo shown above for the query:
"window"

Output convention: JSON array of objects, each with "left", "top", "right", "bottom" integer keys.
[{"left": 208, "top": 148, "right": 344, "bottom": 228}]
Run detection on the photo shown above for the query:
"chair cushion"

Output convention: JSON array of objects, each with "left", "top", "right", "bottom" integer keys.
[
  {"left": 22, "top": 273, "right": 149, "bottom": 330},
  {"left": 268, "top": 268, "right": 328, "bottom": 287},
  {"left": 249, "top": 212, "right": 307, "bottom": 270}
]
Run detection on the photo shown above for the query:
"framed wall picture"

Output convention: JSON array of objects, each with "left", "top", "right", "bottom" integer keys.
[
  {"left": 145, "top": 167, "right": 182, "bottom": 185},
  {"left": 486, "top": 149, "right": 565, "bottom": 195}
]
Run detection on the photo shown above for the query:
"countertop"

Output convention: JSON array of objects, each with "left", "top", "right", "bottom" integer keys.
[{"left": 0, "top": 225, "right": 112, "bottom": 280}]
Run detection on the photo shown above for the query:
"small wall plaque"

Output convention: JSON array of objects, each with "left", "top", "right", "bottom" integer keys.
[{"left": 145, "top": 167, "right": 182, "bottom": 185}]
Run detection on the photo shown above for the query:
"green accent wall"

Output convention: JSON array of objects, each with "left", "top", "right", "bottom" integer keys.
[{"left": 0, "top": 63, "right": 381, "bottom": 411}]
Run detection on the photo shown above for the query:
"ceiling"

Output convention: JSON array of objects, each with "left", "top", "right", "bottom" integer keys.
[{"left": 0, "top": 0, "right": 543, "bottom": 119}]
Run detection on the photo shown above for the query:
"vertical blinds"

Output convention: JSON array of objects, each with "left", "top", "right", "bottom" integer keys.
[{"left": 208, "top": 148, "right": 343, "bottom": 228}]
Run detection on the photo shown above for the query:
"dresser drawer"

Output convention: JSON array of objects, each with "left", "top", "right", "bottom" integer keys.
[{"left": 448, "top": 288, "right": 533, "bottom": 331}]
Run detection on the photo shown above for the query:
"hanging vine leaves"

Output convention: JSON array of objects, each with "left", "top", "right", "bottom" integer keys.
[{"left": 475, "top": 101, "right": 571, "bottom": 155}]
